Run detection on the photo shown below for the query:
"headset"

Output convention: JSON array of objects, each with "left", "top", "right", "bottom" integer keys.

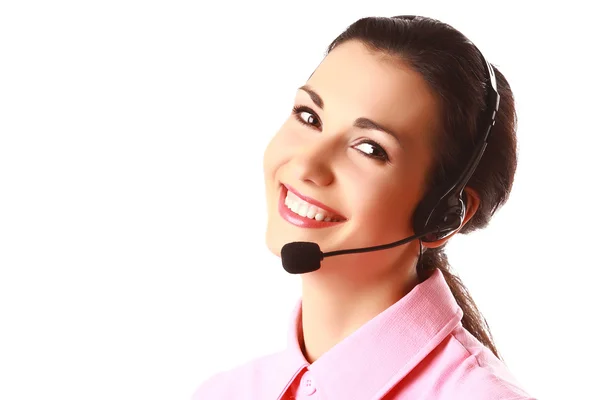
[{"left": 393, "top": 16, "right": 501, "bottom": 243}]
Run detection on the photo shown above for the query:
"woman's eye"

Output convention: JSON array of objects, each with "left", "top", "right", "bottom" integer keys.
[
  {"left": 292, "top": 106, "right": 321, "bottom": 128},
  {"left": 354, "top": 141, "right": 389, "bottom": 161}
]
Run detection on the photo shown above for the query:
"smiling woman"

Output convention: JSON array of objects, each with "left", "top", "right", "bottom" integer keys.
[{"left": 192, "top": 15, "right": 534, "bottom": 400}]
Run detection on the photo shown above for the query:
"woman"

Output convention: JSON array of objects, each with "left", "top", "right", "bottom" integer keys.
[{"left": 193, "top": 15, "right": 534, "bottom": 400}]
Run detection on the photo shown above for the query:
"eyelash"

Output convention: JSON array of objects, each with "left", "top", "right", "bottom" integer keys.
[{"left": 291, "top": 105, "right": 390, "bottom": 162}]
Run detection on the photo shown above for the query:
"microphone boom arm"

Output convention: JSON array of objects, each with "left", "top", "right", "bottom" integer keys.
[{"left": 322, "top": 231, "right": 434, "bottom": 258}]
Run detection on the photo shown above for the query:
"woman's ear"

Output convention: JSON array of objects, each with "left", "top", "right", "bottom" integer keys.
[{"left": 422, "top": 186, "right": 481, "bottom": 250}]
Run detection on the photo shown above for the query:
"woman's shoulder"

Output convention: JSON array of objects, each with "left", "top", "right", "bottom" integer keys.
[
  {"left": 190, "top": 351, "right": 287, "bottom": 400},
  {"left": 437, "top": 326, "right": 536, "bottom": 399}
]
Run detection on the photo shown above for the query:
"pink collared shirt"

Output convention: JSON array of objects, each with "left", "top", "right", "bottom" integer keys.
[{"left": 193, "top": 269, "right": 535, "bottom": 399}]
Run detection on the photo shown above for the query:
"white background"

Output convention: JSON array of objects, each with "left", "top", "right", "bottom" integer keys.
[{"left": 1, "top": 1, "right": 598, "bottom": 399}]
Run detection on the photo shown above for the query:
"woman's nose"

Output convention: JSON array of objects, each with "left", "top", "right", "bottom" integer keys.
[{"left": 290, "top": 139, "right": 336, "bottom": 187}]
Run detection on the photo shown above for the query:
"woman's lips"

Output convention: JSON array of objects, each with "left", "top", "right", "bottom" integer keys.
[
  {"left": 278, "top": 185, "right": 346, "bottom": 229},
  {"left": 284, "top": 184, "right": 346, "bottom": 218}
]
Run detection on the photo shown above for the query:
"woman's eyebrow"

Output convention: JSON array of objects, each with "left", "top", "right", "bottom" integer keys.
[
  {"left": 298, "top": 85, "right": 324, "bottom": 109},
  {"left": 298, "top": 85, "right": 404, "bottom": 147},
  {"left": 354, "top": 117, "right": 404, "bottom": 147}
]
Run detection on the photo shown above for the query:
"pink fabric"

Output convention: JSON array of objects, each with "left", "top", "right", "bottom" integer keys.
[{"left": 193, "top": 269, "right": 535, "bottom": 399}]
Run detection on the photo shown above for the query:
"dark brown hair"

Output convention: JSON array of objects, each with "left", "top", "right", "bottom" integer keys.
[{"left": 326, "top": 16, "right": 517, "bottom": 359}]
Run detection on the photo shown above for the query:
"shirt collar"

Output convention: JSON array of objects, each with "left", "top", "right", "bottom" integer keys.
[{"left": 273, "top": 268, "right": 464, "bottom": 400}]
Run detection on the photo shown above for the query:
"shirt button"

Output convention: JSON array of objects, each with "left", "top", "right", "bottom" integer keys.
[{"left": 301, "top": 370, "right": 316, "bottom": 396}]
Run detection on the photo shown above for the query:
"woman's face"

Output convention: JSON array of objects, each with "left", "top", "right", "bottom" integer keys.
[{"left": 263, "top": 40, "right": 440, "bottom": 271}]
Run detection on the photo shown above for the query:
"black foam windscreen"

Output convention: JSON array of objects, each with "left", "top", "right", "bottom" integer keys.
[{"left": 281, "top": 242, "right": 324, "bottom": 274}]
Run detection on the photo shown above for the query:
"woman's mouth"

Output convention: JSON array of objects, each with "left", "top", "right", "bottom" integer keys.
[{"left": 278, "top": 184, "right": 346, "bottom": 228}]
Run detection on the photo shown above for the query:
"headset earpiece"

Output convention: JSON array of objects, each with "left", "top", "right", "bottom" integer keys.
[{"left": 413, "top": 186, "right": 466, "bottom": 243}]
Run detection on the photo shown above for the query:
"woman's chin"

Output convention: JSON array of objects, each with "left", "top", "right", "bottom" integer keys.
[
  {"left": 265, "top": 229, "right": 295, "bottom": 258},
  {"left": 265, "top": 238, "right": 282, "bottom": 258}
]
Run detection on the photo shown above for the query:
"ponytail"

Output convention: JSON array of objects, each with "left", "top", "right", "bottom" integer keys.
[{"left": 417, "top": 245, "right": 500, "bottom": 359}]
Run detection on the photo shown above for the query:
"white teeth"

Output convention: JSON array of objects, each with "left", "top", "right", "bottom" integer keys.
[
  {"left": 284, "top": 189, "right": 343, "bottom": 222},
  {"left": 298, "top": 203, "right": 308, "bottom": 217}
]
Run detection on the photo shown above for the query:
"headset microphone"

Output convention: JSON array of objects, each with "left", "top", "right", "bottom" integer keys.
[{"left": 281, "top": 230, "right": 436, "bottom": 274}]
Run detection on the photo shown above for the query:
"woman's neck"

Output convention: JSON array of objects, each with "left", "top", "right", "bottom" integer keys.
[{"left": 299, "top": 257, "right": 419, "bottom": 363}]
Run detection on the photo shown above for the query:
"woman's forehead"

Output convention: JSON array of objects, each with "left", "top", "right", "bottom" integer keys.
[{"left": 302, "top": 40, "right": 441, "bottom": 141}]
